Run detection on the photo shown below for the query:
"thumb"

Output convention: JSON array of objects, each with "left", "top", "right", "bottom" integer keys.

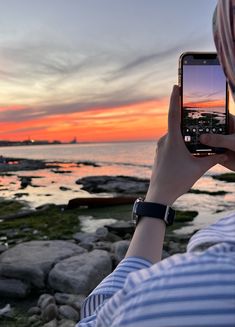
[
  {"left": 168, "top": 85, "right": 181, "bottom": 137},
  {"left": 199, "top": 153, "right": 228, "bottom": 170},
  {"left": 200, "top": 133, "right": 235, "bottom": 152}
]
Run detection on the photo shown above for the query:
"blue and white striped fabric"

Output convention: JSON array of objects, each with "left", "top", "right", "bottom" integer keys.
[{"left": 77, "top": 213, "right": 235, "bottom": 327}]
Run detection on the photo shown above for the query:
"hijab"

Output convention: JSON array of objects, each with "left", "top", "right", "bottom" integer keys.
[{"left": 213, "top": 0, "right": 235, "bottom": 100}]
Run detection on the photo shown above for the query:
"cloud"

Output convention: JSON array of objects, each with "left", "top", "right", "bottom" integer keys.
[
  {"left": 105, "top": 32, "right": 212, "bottom": 82},
  {"left": 0, "top": 92, "right": 163, "bottom": 122},
  {"left": 0, "top": 124, "right": 51, "bottom": 134},
  {"left": 0, "top": 30, "right": 210, "bottom": 126}
]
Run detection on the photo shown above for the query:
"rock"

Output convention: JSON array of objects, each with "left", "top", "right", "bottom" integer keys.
[
  {"left": 31, "top": 321, "right": 43, "bottom": 327},
  {"left": 0, "top": 244, "right": 8, "bottom": 254},
  {"left": 48, "top": 250, "right": 112, "bottom": 295},
  {"left": 55, "top": 293, "right": 86, "bottom": 308},
  {"left": 73, "top": 232, "right": 98, "bottom": 244},
  {"left": 162, "top": 250, "right": 169, "bottom": 259},
  {"left": 0, "top": 241, "right": 86, "bottom": 289},
  {"left": 41, "top": 303, "right": 58, "bottom": 323},
  {"left": 76, "top": 175, "right": 149, "bottom": 194},
  {"left": 95, "top": 227, "right": 121, "bottom": 242},
  {"left": 95, "top": 227, "right": 109, "bottom": 239},
  {"left": 78, "top": 242, "right": 94, "bottom": 251},
  {"left": 59, "top": 305, "right": 79, "bottom": 321},
  {"left": 38, "top": 294, "right": 53, "bottom": 307},
  {"left": 112, "top": 240, "right": 130, "bottom": 263},
  {"left": 42, "top": 319, "right": 58, "bottom": 327},
  {"left": 28, "top": 306, "right": 41, "bottom": 316},
  {"left": 32, "top": 321, "right": 43, "bottom": 327},
  {"left": 67, "top": 196, "right": 136, "bottom": 209},
  {"left": 58, "top": 319, "right": 75, "bottom": 327},
  {"left": 93, "top": 241, "right": 112, "bottom": 252},
  {"left": 77, "top": 160, "right": 100, "bottom": 167},
  {"left": 14, "top": 192, "right": 29, "bottom": 198},
  {"left": 19, "top": 176, "right": 32, "bottom": 188},
  {"left": 59, "top": 186, "right": 71, "bottom": 191},
  {"left": 0, "top": 277, "right": 30, "bottom": 298},
  {"left": 40, "top": 295, "right": 56, "bottom": 310},
  {"left": 28, "top": 314, "right": 41, "bottom": 324},
  {"left": 52, "top": 170, "right": 72, "bottom": 174},
  {"left": 105, "top": 221, "right": 135, "bottom": 237},
  {"left": 0, "top": 304, "right": 11, "bottom": 317}
]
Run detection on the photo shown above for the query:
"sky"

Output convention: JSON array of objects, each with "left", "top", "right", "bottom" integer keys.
[
  {"left": 0, "top": 0, "right": 221, "bottom": 142},
  {"left": 183, "top": 65, "right": 226, "bottom": 110}
]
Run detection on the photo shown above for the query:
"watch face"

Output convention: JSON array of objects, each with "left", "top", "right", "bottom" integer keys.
[{"left": 132, "top": 198, "right": 143, "bottom": 225}]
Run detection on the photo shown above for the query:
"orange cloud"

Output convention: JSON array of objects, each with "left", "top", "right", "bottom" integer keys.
[
  {"left": 184, "top": 99, "right": 225, "bottom": 108},
  {"left": 0, "top": 97, "right": 169, "bottom": 142}
]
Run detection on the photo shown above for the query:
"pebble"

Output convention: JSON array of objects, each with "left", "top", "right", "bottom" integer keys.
[
  {"left": 38, "top": 294, "right": 54, "bottom": 308},
  {"left": 54, "top": 293, "right": 85, "bottom": 307},
  {"left": 112, "top": 240, "right": 130, "bottom": 263},
  {"left": 28, "top": 314, "right": 41, "bottom": 324},
  {"left": 28, "top": 306, "right": 41, "bottom": 315},
  {"left": 41, "top": 295, "right": 56, "bottom": 310},
  {"left": 0, "top": 244, "right": 8, "bottom": 254},
  {"left": 58, "top": 319, "right": 76, "bottom": 327},
  {"left": 42, "top": 319, "right": 58, "bottom": 327},
  {"left": 59, "top": 305, "right": 79, "bottom": 322},
  {"left": 32, "top": 320, "right": 44, "bottom": 327},
  {"left": 41, "top": 303, "right": 58, "bottom": 323},
  {"left": 71, "top": 297, "right": 86, "bottom": 312},
  {"left": 78, "top": 242, "right": 94, "bottom": 251}
]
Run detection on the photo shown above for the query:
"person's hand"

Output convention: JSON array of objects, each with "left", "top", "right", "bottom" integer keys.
[
  {"left": 145, "top": 85, "right": 228, "bottom": 206},
  {"left": 200, "top": 114, "right": 235, "bottom": 171}
]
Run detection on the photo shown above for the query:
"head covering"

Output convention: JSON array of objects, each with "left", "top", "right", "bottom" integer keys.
[{"left": 213, "top": 0, "right": 235, "bottom": 100}]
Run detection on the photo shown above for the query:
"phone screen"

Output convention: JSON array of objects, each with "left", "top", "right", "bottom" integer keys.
[{"left": 181, "top": 55, "right": 228, "bottom": 154}]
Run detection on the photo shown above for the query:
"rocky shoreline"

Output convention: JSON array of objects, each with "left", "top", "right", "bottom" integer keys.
[
  {"left": 0, "top": 160, "right": 234, "bottom": 326},
  {"left": 0, "top": 197, "right": 196, "bottom": 327}
]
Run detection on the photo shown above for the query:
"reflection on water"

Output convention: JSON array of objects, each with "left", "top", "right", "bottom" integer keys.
[
  {"left": 0, "top": 141, "right": 234, "bottom": 231},
  {"left": 79, "top": 215, "right": 117, "bottom": 233}
]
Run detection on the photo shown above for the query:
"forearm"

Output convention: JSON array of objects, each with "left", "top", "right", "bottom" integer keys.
[
  {"left": 125, "top": 187, "right": 173, "bottom": 263},
  {"left": 125, "top": 217, "right": 166, "bottom": 263}
]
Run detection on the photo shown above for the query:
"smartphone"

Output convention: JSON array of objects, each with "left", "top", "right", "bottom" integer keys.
[{"left": 179, "top": 52, "right": 229, "bottom": 155}]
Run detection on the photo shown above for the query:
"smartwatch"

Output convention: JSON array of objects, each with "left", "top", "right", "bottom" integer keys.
[{"left": 132, "top": 197, "right": 175, "bottom": 226}]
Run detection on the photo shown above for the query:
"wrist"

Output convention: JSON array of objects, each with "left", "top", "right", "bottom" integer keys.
[{"left": 145, "top": 188, "right": 176, "bottom": 206}]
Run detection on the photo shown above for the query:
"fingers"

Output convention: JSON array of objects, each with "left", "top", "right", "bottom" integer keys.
[
  {"left": 200, "top": 133, "right": 235, "bottom": 151},
  {"left": 229, "top": 113, "right": 235, "bottom": 133},
  {"left": 168, "top": 85, "right": 181, "bottom": 137},
  {"left": 199, "top": 153, "right": 228, "bottom": 170}
]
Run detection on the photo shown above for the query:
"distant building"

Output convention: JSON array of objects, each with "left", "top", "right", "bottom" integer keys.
[{"left": 70, "top": 137, "right": 77, "bottom": 144}]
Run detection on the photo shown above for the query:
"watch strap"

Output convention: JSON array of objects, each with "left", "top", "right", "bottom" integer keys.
[{"left": 133, "top": 198, "right": 175, "bottom": 226}]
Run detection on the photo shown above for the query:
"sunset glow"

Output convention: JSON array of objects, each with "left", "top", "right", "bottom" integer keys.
[
  {"left": 184, "top": 99, "right": 225, "bottom": 109},
  {"left": 0, "top": 0, "right": 219, "bottom": 143},
  {"left": 0, "top": 98, "right": 169, "bottom": 142}
]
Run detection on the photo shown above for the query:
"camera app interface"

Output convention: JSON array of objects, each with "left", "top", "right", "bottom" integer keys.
[{"left": 182, "top": 64, "right": 226, "bottom": 152}]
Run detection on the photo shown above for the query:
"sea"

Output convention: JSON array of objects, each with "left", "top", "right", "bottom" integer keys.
[{"left": 0, "top": 141, "right": 234, "bottom": 233}]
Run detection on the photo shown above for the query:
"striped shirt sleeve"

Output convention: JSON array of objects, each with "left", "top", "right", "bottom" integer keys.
[
  {"left": 95, "top": 244, "right": 235, "bottom": 327},
  {"left": 77, "top": 214, "right": 235, "bottom": 327},
  {"left": 77, "top": 256, "right": 152, "bottom": 327}
]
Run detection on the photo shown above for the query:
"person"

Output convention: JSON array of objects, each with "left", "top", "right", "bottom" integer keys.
[{"left": 77, "top": 1, "right": 235, "bottom": 326}]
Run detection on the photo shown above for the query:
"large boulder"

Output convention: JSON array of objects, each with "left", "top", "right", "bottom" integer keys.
[
  {"left": 76, "top": 175, "right": 149, "bottom": 194},
  {"left": 0, "top": 241, "right": 86, "bottom": 289},
  {"left": 112, "top": 240, "right": 130, "bottom": 264},
  {"left": 48, "top": 250, "right": 112, "bottom": 295},
  {"left": 0, "top": 277, "right": 30, "bottom": 298}
]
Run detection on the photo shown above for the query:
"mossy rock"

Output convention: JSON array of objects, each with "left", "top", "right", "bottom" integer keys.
[
  {"left": 0, "top": 200, "right": 198, "bottom": 244},
  {"left": 0, "top": 200, "right": 25, "bottom": 217},
  {"left": 0, "top": 203, "right": 81, "bottom": 242},
  {"left": 188, "top": 189, "right": 228, "bottom": 196},
  {"left": 212, "top": 173, "right": 235, "bottom": 183}
]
